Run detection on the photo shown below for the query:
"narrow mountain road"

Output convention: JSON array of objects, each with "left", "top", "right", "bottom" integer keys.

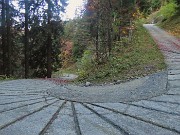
[
  {"left": 144, "top": 24, "right": 180, "bottom": 90},
  {"left": 0, "top": 25, "right": 180, "bottom": 135}
]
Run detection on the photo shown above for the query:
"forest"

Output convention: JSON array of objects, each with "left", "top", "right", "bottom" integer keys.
[
  {"left": 0, "top": 0, "right": 179, "bottom": 81},
  {"left": 0, "top": 0, "right": 67, "bottom": 78}
]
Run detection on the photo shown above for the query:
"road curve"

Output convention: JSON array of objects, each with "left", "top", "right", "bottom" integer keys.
[{"left": 0, "top": 25, "right": 180, "bottom": 135}]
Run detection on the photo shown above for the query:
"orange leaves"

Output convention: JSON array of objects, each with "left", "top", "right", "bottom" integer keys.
[
  {"left": 61, "top": 41, "right": 73, "bottom": 68},
  {"left": 131, "top": 8, "right": 144, "bottom": 19}
]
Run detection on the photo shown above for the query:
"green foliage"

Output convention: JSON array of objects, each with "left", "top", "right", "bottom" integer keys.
[
  {"left": 147, "top": 0, "right": 179, "bottom": 23},
  {"left": 0, "top": 75, "right": 7, "bottom": 80},
  {"left": 0, "top": 0, "right": 67, "bottom": 78},
  {"left": 63, "top": 20, "right": 76, "bottom": 40},
  {"left": 77, "top": 50, "right": 94, "bottom": 80},
  {"left": 80, "top": 50, "right": 93, "bottom": 69},
  {"left": 151, "top": 0, "right": 161, "bottom": 10},
  {"left": 62, "top": 0, "right": 167, "bottom": 83},
  {"left": 158, "top": 0, "right": 178, "bottom": 19},
  {"left": 29, "top": 22, "right": 63, "bottom": 78},
  {"left": 160, "top": 15, "right": 180, "bottom": 37},
  {"left": 72, "top": 41, "right": 86, "bottom": 60},
  {"left": 75, "top": 21, "right": 166, "bottom": 83},
  {"left": 71, "top": 18, "right": 91, "bottom": 60},
  {"left": 63, "top": 19, "right": 90, "bottom": 61},
  {"left": 0, "top": 75, "right": 16, "bottom": 81},
  {"left": 138, "top": 0, "right": 161, "bottom": 16}
]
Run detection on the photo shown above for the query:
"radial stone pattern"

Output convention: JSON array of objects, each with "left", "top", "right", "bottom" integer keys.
[{"left": 0, "top": 25, "right": 180, "bottom": 135}]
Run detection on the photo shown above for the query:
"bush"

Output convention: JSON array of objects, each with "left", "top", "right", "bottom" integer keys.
[
  {"left": 72, "top": 21, "right": 166, "bottom": 83},
  {"left": 72, "top": 42, "right": 86, "bottom": 60},
  {"left": 77, "top": 50, "right": 94, "bottom": 80},
  {"left": 158, "top": 1, "right": 178, "bottom": 19}
]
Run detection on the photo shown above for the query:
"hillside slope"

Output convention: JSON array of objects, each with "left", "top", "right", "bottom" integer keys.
[
  {"left": 74, "top": 22, "right": 166, "bottom": 84},
  {"left": 160, "top": 15, "right": 180, "bottom": 37}
]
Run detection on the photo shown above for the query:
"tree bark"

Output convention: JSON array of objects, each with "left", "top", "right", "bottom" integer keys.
[
  {"left": 2, "top": 0, "right": 6, "bottom": 75},
  {"left": 107, "top": 23, "right": 112, "bottom": 56},
  {"left": 6, "top": 0, "right": 11, "bottom": 77},
  {"left": 107, "top": 0, "right": 112, "bottom": 55},
  {"left": 46, "top": 0, "right": 52, "bottom": 78},
  {"left": 95, "top": 12, "right": 99, "bottom": 63},
  {"left": 25, "top": 0, "right": 29, "bottom": 78}
]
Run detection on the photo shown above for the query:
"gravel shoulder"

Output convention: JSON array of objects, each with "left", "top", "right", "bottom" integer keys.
[{"left": 48, "top": 71, "right": 168, "bottom": 103}]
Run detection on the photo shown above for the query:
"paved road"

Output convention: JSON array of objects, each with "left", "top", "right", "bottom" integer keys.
[{"left": 0, "top": 25, "right": 180, "bottom": 135}]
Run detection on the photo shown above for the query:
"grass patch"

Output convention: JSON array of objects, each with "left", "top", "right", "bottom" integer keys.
[
  {"left": 52, "top": 64, "right": 78, "bottom": 77},
  {"left": 74, "top": 21, "right": 166, "bottom": 84},
  {"left": 0, "top": 76, "right": 16, "bottom": 82}
]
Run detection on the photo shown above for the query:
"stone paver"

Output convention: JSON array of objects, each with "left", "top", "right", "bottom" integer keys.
[{"left": 0, "top": 24, "right": 180, "bottom": 135}]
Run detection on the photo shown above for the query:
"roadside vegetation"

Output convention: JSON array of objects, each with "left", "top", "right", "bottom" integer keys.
[
  {"left": 147, "top": 0, "right": 180, "bottom": 37},
  {"left": 0, "top": 75, "right": 15, "bottom": 82},
  {"left": 1, "top": 0, "right": 178, "bottom": 84},
  {"left": 0, "top": 0, "right": 67, "bottom": 78},
  {"left": 160, "top": 15, "right": 180, "bottom": 37},
  {"left": 71, "top": 21, "right": 166, "bottom": 83},
  {"left": 59, "top": 1, "right": 169, "bottom": 83}
]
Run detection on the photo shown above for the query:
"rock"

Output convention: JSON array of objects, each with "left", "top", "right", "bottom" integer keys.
[
  {"left": 116, "top": 80, "right": 121, "bottom": 84},
  {"left": 85, "top": 82, "right": 91, "bottom": 87}
]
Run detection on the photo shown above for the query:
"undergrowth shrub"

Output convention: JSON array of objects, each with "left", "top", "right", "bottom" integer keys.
[
  {"left": 158, "top": 0, "right": 178, "bottom": 19},
  {"left": 77, "top": 50, "right": 94, "bottom": 80},
  {"left": 75, "top": 21, "right": 165, "bottom": 83}
]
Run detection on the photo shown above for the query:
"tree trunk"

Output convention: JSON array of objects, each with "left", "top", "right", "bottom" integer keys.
[
  {"left": 25, "top": 0, "right": 29, "bottom": 78},
  {"left": 107, "top": 24, "right": 112, "bottom": 56},
  {"left": 6, "top": 0, "right": 11, "bottom": 77},
  {"left": 46, "top": 0, "right": 52, "bottom": 78},
  {"left": 95, "top": 12, "right": 99, "bottom": 63},
  {"left": 2, "top": 0, "right": 6, "bottom": 75},
  {"left": 107, "top": 0, "right": 112, "bottom": 55}
]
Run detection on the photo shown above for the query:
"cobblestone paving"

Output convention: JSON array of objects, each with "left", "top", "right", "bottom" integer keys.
[{"left": 0, "top": 25, "right": 180, "bottom": 135}]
